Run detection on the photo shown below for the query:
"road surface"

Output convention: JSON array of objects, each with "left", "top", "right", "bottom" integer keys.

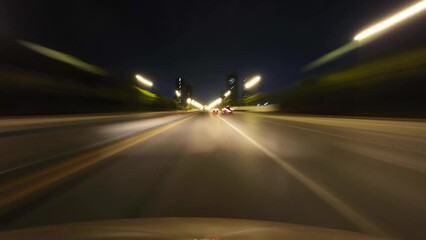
[{"left": 1, "top": 112, "right": 425, "bottom": 239}]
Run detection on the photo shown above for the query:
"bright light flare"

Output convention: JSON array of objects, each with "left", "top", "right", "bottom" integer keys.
[
  {"left": 187, "top": 98, "right": 192, "bottom": 104},
  {"left": 224, "top": 90, "right": 231, "bottom": 97},
  {"left": 207, "top": 98, "right": 222, "bottom": 109},
  {"left": 190, "top": 99, "right": 204, "bottom": 110},
  {"left": 244, "top": 76, "right": 261, "bottom": 89},
  {"left": 135, "top": 75, "right": 153, "bottom": 87},
  {"left": 175, "top": 90, "right": 181, "bottom": 97},
  {"left": 354, "top": 1, "right": 426, "bottom": 41}
]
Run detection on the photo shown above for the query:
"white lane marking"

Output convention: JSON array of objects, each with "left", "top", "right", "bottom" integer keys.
[
  {"left": 259, "top": 118, "right": 426, "bottom": 155},
  {"left": 219, "top": 116, "right": 390, "bottom": 238}
]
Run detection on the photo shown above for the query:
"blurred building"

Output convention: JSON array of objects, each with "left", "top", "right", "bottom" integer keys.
[
  {"left": 175, "top": 77, "right": 184, "bottom": 108},
  {"left": 226, "top": 73, "right": 239, "bottom": 105},
  {"left": 174, "top": 77, "right": 192, "bottom": 109}
]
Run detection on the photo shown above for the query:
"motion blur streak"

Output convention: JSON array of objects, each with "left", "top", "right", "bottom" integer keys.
[
  {"left": 0, "top": 114, "right": 195, "bottom": 212},
  {"left": 244, "top": 76, "right": 261, "bottom": 89},
  {"left": 219, "top": 116, "right": 389, "bottom": 237},
  {"left": 17, "top": 40, "right": 108, "bottom": 76},
  {"left": 135, "top": 75, "right": 153, "bottom": 87},
  {"left": 354, "top": 0, "right": 426, "bottom": 41},
  {"left": 2, "top": 113, "right": 425, "bottom": 238},
  {"left": 304, "top": 1, "right": 426, "bottom": 71},
  {"left": 303, "top": 42, "right": 359, "bottom": 71},
  {"left": 207, "top": 98, "right": 222, "bottom": 109},
  {"left": 0, "top": 113, "right": 190, "bottom": 174},
  {"left": 190, "top": 99, "right": 204, "bottom": 110}
]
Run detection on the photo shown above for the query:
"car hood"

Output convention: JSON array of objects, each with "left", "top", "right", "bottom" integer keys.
[{"left": 0, "top": 217, "right": 384, "bottom": 240}]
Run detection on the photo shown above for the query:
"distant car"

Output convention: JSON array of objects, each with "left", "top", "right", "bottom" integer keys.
[
  {"left": 222, "top": 106, "right": 234, "bottom": 114},
  {"left": 212, "top": 108, "right": 220, "bottom": 114}
]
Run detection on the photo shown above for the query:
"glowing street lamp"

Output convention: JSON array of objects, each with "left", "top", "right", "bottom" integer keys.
[
  {"left": 207, "top": 98, "right": 222, "bottom": 109},
  {"left": 190, "top": 99, "right": 204, "bottom": 110},
  {"left": 354, "top": 0, "right": 426, "bottom": 41},
  {"left": 304, "top": 1, "right": 426, "bottom": 71},
  {"left": 244, "top": 76, "right": 261, "bottom": 89},
  {"left": 175, "top": 90, "right": 181, "bottom": 97},
  {"left": 224, "top": 90, "right": 231, "bottom": 98},
  {"left": 187, "top": 98, "right": 192, "bottom": 104},
  {"left": 135, "top": 74, "right": 153, "bottom": 87}
]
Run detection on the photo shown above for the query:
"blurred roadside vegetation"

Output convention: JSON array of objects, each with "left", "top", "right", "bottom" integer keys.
[
  {"left": 0, "top": 39, "right": 177, "bottom": 115},
  {"left": 245, "top": 46, "right": 426, "bottom": 117},
  {"left": 2, "top": 38, "right": 425, "bottom": 117}
]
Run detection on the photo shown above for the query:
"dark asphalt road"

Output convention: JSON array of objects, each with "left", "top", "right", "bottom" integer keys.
[
  {"left": 1, "top": 112, "right": 425, "bottom": 239},
  {"left": 0, "top": 112, "right": 190, "bottom": 173}
]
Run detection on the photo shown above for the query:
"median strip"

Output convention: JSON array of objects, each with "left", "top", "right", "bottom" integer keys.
[{"left": 0, "top": 114, "right": 195, "bottom": 214}]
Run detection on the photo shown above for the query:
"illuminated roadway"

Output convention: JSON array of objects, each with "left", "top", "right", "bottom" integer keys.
[{"left": 0, "top": 112, "right": 425, "bottom": 239}]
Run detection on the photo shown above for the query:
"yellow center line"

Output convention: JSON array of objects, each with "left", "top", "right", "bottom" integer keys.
[
  {"left": 0, "top": 114, "right": 195, "bottom": 212},
  {"left": 219, "top": 116, "right": 391, "bottom": 238}
]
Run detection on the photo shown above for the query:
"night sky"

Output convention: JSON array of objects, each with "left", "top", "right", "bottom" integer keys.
[{"left": 0, "top": 0, "right": 423, "bottom": 103}]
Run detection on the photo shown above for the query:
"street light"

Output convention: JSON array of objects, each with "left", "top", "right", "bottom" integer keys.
[
  {"left": 190, "top": 99, "right": 204, "bottom": 110},
  {"left": 207, "top": 98, "right": 222, "bottom": 109},
  {"left": 135, "top": 74, "right": 153, "bottom": 87},
  {"left": 175, "top": 90, "right": 181, "bottom": 97},
  {"left": 224, "top": 90, "right": 231, "bottom": 98},
  {"left": 244, "top": 76, "right": 261, "bottom": 89},
  {"left": 187, "top": 98, "right": 192, "bottom": 104},
  {"left": 354, "top": 0, "right": 426, "bottom": 41},
  {"left": 304, "top": 0, "right": 426, "bottom": 71}
]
